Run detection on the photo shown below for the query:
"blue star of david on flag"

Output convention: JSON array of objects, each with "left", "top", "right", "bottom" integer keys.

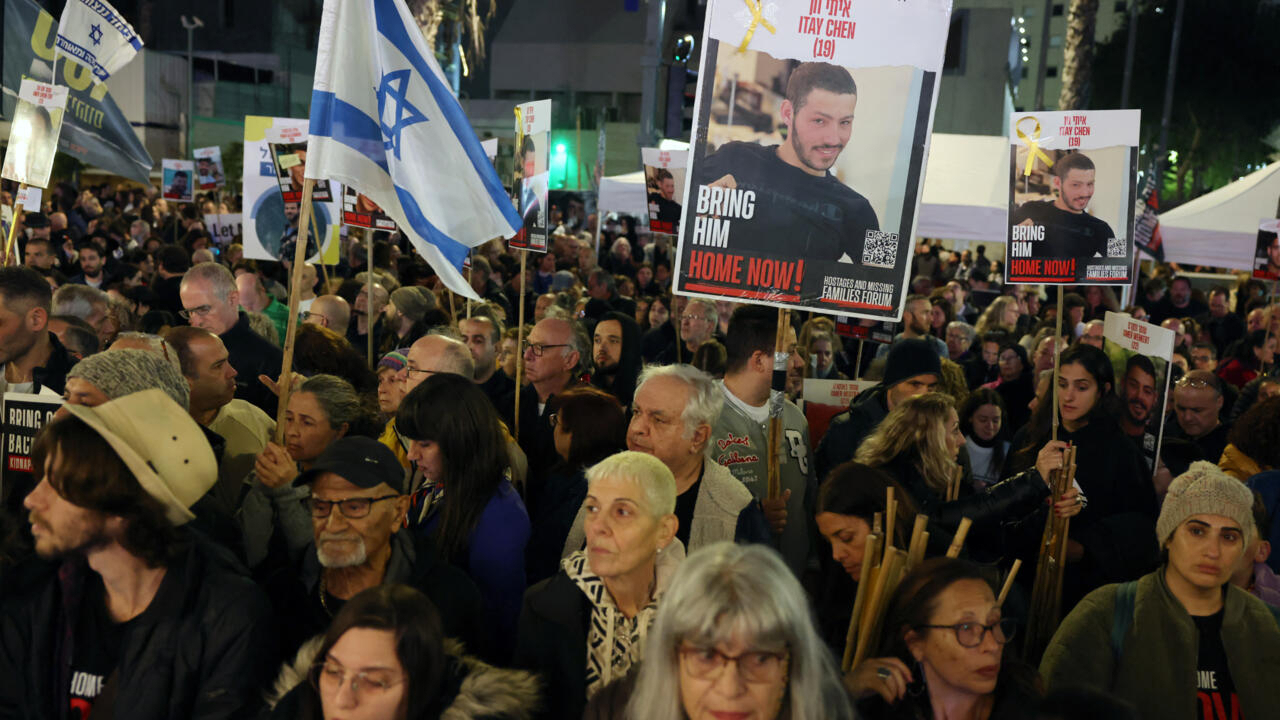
[
  {"left": 376, "top": 69, "right": 428, "bottom": 161},
  {"left": 89, "top": 24, "right": 103, "bottom": 46}
]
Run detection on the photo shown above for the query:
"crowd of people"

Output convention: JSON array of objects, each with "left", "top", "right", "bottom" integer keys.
[{"left": 0, "top": 179, "right": 1277, "bottom": 720}]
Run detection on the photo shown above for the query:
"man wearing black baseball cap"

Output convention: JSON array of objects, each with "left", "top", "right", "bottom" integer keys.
[
  {"left": 815, "top": 338, "right": 942, "bottom": 480},
  {"left": 259, "top": 436, "right": 486, "bottom": 660}
]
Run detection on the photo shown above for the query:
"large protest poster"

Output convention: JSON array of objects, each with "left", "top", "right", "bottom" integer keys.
[
  {"left": 203, "top": 213, "right": 242, "bottom": 246},
  {"left": 1251, "top": 219, "right": 1280, "bottom": 280},
  {"left": 268, "top": 126, "right": 333, "bottom": 205},
  {"left": 341, "top": 185, "right": 396, "bottom": 232},
  {"left": 1103, "top": 311, "right": 1175, "bottom": 476},
  {"left": 194, "top": 146, "right": 226, "bottom": 190},
  {"left": 241, "top": 116, "right": 338, "bottom": 263},
  {"left": 1006, "top": 110, "right": 1140, "bottom": 285},
  {"left": 161, "top": 158, "right": 195, "bottom": 203},
  {"left": 1, "top": 392, "right": 60, "bottom": 506},
  {"left": 1, "top": 78, "right": 68, "bottom": 188},
  {"left": 510, "top": 99, "right": 551, "bottom": 253},
  {"left": 643, "top": 147, "right": 688, "bottom": 236},
  {"left": 672, "top": 0, "right": 952, "bottom": 320}
]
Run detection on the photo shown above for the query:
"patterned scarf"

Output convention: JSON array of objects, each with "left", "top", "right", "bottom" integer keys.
[{"left": 562, "top": 549, "right": 668, "bottom": 697}]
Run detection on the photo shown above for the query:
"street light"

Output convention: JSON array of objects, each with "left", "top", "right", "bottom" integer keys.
[{"left": 181, "top": 15, "right": 204, "bottom": 157}]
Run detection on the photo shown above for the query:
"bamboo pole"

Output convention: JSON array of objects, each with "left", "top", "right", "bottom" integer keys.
[
  {"left": 852, "top": 548, "right": 906, "bottom": 669},
  {"left": 998, "top": 559, "right": 1023, "bottom": 605},
  {"left": 946, "top": 517, "right": 973, "bottom": 559},
  {"left": 366, "top": 234, "right": 374, "bottom": 368},
  {"left": 842, "top": 532, "right": 880, "bottom": 672},
  {"left": 882, "top": 487, "right": 897, "bottom": 564},
  {"left": 274, "top": 178, "right": 318, "bottom": 444},
  {"left": 513, "top": 249, "right": 527, "bottom": 440},
  {"left": 2, "top": 184, "right": 28, "bottom": 266},
  {"left": 766, "top": 307, "right": 789, "bottom": 500},
  {"left": 905, "top": 514, "right": 930, "bottom": 570}
]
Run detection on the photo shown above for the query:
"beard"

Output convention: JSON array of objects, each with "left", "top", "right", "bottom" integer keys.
[
  {"left": 316, "top": 532, "right": 368, "bottom": 568},
  {"left": 29, "top": 511, "right": 110, "bottom": 560}
]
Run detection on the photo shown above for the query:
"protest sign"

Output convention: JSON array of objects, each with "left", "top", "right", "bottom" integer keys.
[
  {"left": 241, "top": 116, "right": 338, "bottom": 263},
  {"left": 3, "top": 0, "right": 154, "bottom": 185},
  {"left": 1006, "top": 110, "right": 1140, "bottom": 285},
  {"left": 482, "top": 138, "right": 498, "bottom": 162},
  {"left": 268, "top": 125, "right": 333, "bottom": 205},
  {"left": 161, "top": 158, "right": 195, "bottom": 202},
  {"left": 194, "top": 146, "right": 226, "bottom": 190},
  {"left": 1, "top": 78, "right": 68, "bottom": 188},
  {"left": 672, "top": 0, "right": 953, "bottom": 320},
  {"left": 509, "top": 99, "right": 551, "bottom": 253},
  {"left": 833, "top": 316, "right": 896, "bottom": 344},
  {"left": 203, "top": 213, "right": 242, "bottom": 246},
  {"left": 1251, "top": 219, "right": 1280, "bottom": 280},
  {"left": 642, "top": 147, "right": 687, "bottom": 236},
  {"left": 803, "top": 378, "right": 875, "bottom": 407},
  {"left": 1103, "top": 311, "right": 1175, "bottom": 475},
  {"left": 341, "top": 185, "right": 396, "bottom": 232},
  {"left": 2, "top": 392, "right": 60, "bottom": 505},
  {"left": 17, "top": 186, "right": 42, "bottom": 208}
]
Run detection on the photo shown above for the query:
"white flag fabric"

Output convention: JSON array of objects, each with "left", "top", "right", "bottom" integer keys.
[
  {"left": 55, "top": 0, "right": 143, "bottom": 83},
  {"left": 306, "top": 0, "right": 521, "bottom": 299}
]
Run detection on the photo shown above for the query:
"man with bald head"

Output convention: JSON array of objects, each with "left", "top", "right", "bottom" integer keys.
[
  {"left": 348, "top": 281, "right": 388, "bottom": 352},
  {"left": 303, "top": 295, "right": 351, "bottom": 337},
  {"left": 403, "top": 333, "right": 475, "bottom": 395},
  {"left": 235, "top": 272, "right": 290, "bottom": 342},
  {"left": 297, "top": 263, "right": 319, "bottom": 315},
  {"left": 503, "top": 316, "right": 585, "bottom": 508}
]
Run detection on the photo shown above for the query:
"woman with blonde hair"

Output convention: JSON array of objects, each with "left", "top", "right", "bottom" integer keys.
[
  {"left": 974, "top": 296, "right": 1020, "bottom": 338},
  {"left": 855, "top": 392, "right": 1081, "bottom": 560}
]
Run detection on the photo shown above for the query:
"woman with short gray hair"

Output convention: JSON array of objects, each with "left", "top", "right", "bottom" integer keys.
[
  {"left": 515, "top": 450, "right": 684, "bottom": 720},
  {"left": 585, "top": 541, "right": 855, "bottom": 720}
]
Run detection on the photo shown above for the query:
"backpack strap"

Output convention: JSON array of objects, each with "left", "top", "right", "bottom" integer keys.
[{"left": 1110, "top": 580, "right": 1138, "bottom": 664}]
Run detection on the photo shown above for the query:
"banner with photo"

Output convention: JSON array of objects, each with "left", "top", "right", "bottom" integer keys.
[
  {"left": 642, "top": 147, "right": 687, "bottom": 236},
  {"left": 1006, "top": 110, "right": 1140, "bottom": 285},
  {"left": 241, "top": 116, "right": 339, "bottom": 263},
  {"left": 161, "top": 158, "right": 195, "bottom": 202},
  {"left": 203, "top": 213, "right": 242, "bottom": 246},
  {"left": 1251, "top": 219, "right": 1280, "bottom": 280},
  {"left": 193, "top": 146, "right": 226, "bottom": 190},
  {"left": 268, "top": 125, "right": 333, "bottom": 204},
  {"left": 1, "top": 78, "right": 68, "bottom": 188},
  {"left": 510, "top": 99, "right": 551, "bottom": 253},
  {"left": 341, "top": 185, "right": 397, "bottom": 232},
  {"left": 1103, "top": 311, "right": 1175, "bottom": 476},
  {"left": 672, "top": 0, "right": 953, "bottom": 320}
]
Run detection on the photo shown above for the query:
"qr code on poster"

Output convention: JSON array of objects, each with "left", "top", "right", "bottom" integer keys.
[
  {"left": 862, "top": 230, "right": 898, "bottom": 269},
  {"left": 1106, "top": 237, "right": 1126, "bottom": 258}
]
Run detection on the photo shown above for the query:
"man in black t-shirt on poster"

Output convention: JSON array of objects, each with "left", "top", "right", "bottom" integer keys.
[
  {"left": 1011, "top": 152, "right": 1116, "bottom": 259},
  {"left": 647, "top": 168, "right": 683, "bottom": 234},
  {"left": 696, "top": 62, "right": 879, "bottom": 263}
]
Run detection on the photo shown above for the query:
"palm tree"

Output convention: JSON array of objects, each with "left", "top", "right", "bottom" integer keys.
[{"left": 1058, "top": 0, "right": 1099, "bottom": 110}]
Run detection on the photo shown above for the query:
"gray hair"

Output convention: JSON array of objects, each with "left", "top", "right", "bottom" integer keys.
[
  {"left": 945, "top": 320, "right": 976, "bottom": 346},
  {"left": 586, "top": 451, "right": 677, "bottom": 517},
  {"left": 418, "top": 334, "right": 475, "bottom": 378},
  {"left": 298, "top": 374, "right": 366, "bottom": 430},
  {"left": 686, "top": 298, "right": 718, "bottom": 327},
  {"left": 246, "top": 311, "right": 281, "bottom": 346},
  {"left": 625, "top": 542, "right": 855, "bottom": 720},
  {"left": 51, "top": 284, "right": 108, "bottom": 321},
  {"left": 181, "top": 262, "right": 238, "bottom": 302},
  {"left": 635, "top": 364, "right": 723, "bottom": 440}
]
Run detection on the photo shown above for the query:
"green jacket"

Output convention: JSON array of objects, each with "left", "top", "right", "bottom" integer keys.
[
  {"left": 262, "top": 297, "right": 291, "bottom": 343},
  {"left": 1040, "top": 568, "right": 1280, "bottom": 720}
]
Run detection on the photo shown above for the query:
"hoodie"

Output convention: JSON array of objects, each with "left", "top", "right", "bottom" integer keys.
[{"left": 590, "top": 311, "right": 642, "bottom": 408}]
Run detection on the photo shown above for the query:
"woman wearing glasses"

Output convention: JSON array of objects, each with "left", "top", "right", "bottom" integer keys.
[
  {"left": 849, "top": 557, "right": 1039, "bottom": 720},
  {"left": 397, "top": 373, "right": 530, "bottom": 661},
  {"left": 583, "top": 541, "right": 853, "bottom": 720},
  {"left": 241, "top": 374, "right": 379, "bottom": 568},
  {"left": 266, "top": 583, "right": 539, "bottom": 719}
]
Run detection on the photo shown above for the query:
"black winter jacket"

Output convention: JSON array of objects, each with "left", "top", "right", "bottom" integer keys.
[
  {"left": 0, "top": 531, "right": 279, "bottom": 720},
  {"left": 815, "top": 384, "right": 890, "bottom": 482}
]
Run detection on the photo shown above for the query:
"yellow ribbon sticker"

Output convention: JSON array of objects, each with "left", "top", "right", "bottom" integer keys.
[
  {"left": 737, "top": 0, "right": 777, "bottom": 53},
  {"left": 1016, "top": 116, "right": 1054, "bottom": 177}
]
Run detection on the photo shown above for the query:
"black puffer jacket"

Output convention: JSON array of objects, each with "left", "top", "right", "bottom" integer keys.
[
  {"left": 815, "top": 385, "right": 891, "bottom": 482},
  {"left": 0, "top": 530, "right": 278, "bottom": 720}
]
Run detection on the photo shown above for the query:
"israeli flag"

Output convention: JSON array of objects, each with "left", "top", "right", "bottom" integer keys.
[
  {"left": 55, "top": 0, "right": 144, "bottom": 83},
  {"left": 307, "top": 0, "right": 521, "bottom": 299}
]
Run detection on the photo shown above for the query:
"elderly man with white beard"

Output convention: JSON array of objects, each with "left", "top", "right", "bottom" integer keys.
[{"left": 258, "top": 436, "right": 488, "bottom": 661}]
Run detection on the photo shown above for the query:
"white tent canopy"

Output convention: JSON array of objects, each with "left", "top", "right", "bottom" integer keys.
[
  {"left": 594, "top": 134, "right": 1012, "bottom": 242},
  {"left": 1158, "top": 163, "right": 1280, "bottom": 268}
]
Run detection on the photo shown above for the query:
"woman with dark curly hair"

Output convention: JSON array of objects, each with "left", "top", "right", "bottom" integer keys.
[
  {"left": 1221, "top": 395, "right": 1280, "bottom": 480},
  {"left": 293, "top": 323, "right": 378, "bottom": 395}
]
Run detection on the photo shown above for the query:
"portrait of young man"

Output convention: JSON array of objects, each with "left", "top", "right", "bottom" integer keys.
[{"left": 1011, "top": 151, "right": 1117, "bottom": 260}]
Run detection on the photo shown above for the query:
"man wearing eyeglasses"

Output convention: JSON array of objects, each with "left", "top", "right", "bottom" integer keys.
[
  {"left": 302, "top": 295, "right": 351, "bottom": 337},
  {"left": 261, "top": 436, "right": 485, "bottom": 660},
  {"left": 1167, "top": 370, "right": 1231, "bottom": 466},
  {"left": 180, "top": 262, "right": 282, "bottom": 415}
]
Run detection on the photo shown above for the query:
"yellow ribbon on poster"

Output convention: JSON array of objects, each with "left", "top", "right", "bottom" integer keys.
[
  {"left": 737, "top": 0, "right": 777, "bottom": 53},
  {"left": 1016, "top": 116, "right": 1054, "bottom": 177}
]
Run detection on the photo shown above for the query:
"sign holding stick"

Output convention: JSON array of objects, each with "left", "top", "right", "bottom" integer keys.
[{"left": 274, "top": 177, "right": 319, "bottom": 444}]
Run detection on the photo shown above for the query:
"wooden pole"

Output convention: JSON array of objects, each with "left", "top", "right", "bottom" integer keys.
[
  {"left": 905, "top": 514, "right": 929, "bottom": 570},
  {"left": 842, "top": 532, "right": 880, "bottom": 673},
  {"left": 851, "top": 548, "right": 906, "bottom": 669},
  {"left": 513, "top": 249, "right": 528, "bottom": 441},
  {"left": 366, "top": 234, "right": 375, "bottom": 368},
  {"left": 881, "top": 487, "right": 897, "bottom": 564},
  {"left": 854, "top": 339, "right": 864, "bottom": 381},
  {"left": 274, "top": 178, "right": 318, "bottom": 444},
  {"left": 1051, "top": 291, "right": 1065, "bottom": 442},
  {"left": 998, "top": 559, "right": 1023, "bottom": 605},
  {"left": 766, "top": 307, "right": 789, "bottom": 500},
  {"left": 3, "top": 184, "right": 28, "bottom": 266},
  {"left": 946, "top": 517, "right": 973, "bottom": 559}
]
